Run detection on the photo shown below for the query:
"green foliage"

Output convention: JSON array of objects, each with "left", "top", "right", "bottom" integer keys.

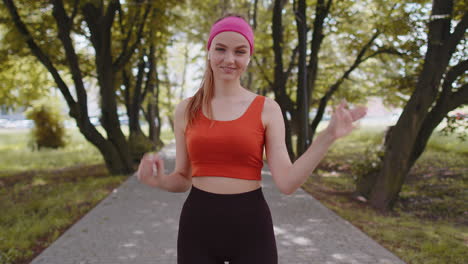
[
  {"left": 24, "top": 98, "right": 67, "bottom": 150},
  {"left": 128, "top": 132, "right": 157, "bottom": 163},
  {"left": 0, "top": 53, "right": 52, "bottom": 110},
  {"left": 438, "top": 110, "right": 468, "bottom": 141},
  {"left": 0, "top": 247, "right": 23, "bottom": 264}
]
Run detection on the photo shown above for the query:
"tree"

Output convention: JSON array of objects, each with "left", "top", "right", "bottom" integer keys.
[
  {"left": 2, "top": 0, "right": 177, "bottom": 174},
  {"left": 366, "top": 0, "right": 467, "bottom": 211},
  {"left": 117, "top": 5, "right": 177, "bottom": 160},
  {"left": 271, "top": 0, "right": 405, "bottom": 159}
]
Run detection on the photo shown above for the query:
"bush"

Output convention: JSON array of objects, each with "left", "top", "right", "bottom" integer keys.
[
  {"left": 353, "top": 144, "right": 384, "bottom": 198},
  {"left": 25, "top": 98, "right": 67, "bottom": 149}
]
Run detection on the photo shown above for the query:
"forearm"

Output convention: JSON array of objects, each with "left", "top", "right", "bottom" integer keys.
[
  {"left": 285, "top": 130, "right": 335, "bottom": 194},
  {"left": 157, "top": 171, "right": 192, "bottom": 193}
]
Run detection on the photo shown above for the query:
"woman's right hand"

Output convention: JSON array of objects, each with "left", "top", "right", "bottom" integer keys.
[{"left": 137, "top": 152, "right": 165, "bottom": 187}]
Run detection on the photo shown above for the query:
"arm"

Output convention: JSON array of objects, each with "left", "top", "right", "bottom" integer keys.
[
  {"left": 159, "top": 98, "right": 192, "bottom": 192},
  {"left": 137, "top": 98, "right": 192, "bottom": 193},
  {"left": 264, "top": 98, "right": 366, "bottom": 195}
]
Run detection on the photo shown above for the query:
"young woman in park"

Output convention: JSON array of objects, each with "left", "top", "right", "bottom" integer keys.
[{"left": 137, "top": 14, "right": 367, "bottom": 264}]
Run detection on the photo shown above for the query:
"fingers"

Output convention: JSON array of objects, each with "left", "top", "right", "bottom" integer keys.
[
  {"left": 155, "top": 157, "right": 165, "bottom": 176},
  {"left": 336, "top": 103, "right": 352, "bottom": 123},
  {"left": 141, "top": 152, "right": 163, "bottom": 163},
  {"left": 146, "top": 152, "right": 166, "bottom": 170},
  {"left": 335, "top": 100, "right": 367, "bottom": 122},
  {"left": 351, "top": 106, "right": 367, "bottom": 121},
  {"left": 137, "top": 152, "right": 166, "bottom": 181},
  {"left": 340, "top": 99, "right": 348, "bottom": 109}
]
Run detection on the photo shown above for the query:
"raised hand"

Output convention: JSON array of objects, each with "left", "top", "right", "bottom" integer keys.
[
  {"left": 137, "top": 152, "right": 166, "bottom": 187},
  {"left": 325, "top": 100, "right": 367, "bottom": 140}
]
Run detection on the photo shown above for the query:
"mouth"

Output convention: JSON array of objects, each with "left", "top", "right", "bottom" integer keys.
[{"left": 220, "top": 66, "right": 237, "bottom": 73}]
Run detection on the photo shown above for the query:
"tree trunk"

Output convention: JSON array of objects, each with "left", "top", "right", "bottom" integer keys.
[
  {"left": 147, "top": 43, "right": 163, "bottom": 147},
  {"left": 272, "top": 0, "right": 296, "bottom": 160},
  {"left": 128, "top": 50, "right": 146, "bottom": 136},
  {"left": 306, "top": 0, "right": 331, "bottom": 142},
  {"left": 295, "top": 0, "right": 309, "bottom": 156},
  {"left": 369, "top": 0, "right": 460, "bottom": 211},
  {"left": 82, "top": 2, "right": 133, "bottom": 174}
]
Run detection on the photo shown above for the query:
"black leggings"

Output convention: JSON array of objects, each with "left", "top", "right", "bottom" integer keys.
[{"left": 177, "top": 185, "right": 278, "bottom": 264}]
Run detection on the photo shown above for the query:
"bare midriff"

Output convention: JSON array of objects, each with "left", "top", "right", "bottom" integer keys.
[{"left": 192, "top": 176, "right": 261, "bottom": 194}]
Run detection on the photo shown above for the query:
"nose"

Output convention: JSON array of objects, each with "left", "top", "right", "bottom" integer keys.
[{"left": 224, "top": 51, "right": 235, "bottom": 63}]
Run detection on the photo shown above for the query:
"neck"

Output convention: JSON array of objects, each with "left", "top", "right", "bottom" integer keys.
[{"left": 213, "top": 78, "right": 245, "bottom": 98}]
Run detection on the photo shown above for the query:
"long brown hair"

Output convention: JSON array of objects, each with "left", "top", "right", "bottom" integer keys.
[{"left": 185, "top": 13, "right": 249, "bottom": 128}]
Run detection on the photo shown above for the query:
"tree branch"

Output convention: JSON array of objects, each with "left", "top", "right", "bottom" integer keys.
[
  {"left": 362, "top": 47, "right": 404, "bottom": 62},
  {"left": 325, "top": 0, "right": 333, "bottom": 13},
  {"left": 352, "top": 29, "right": 381, "bottom": 66},
  {"left": 442, "top": 59, "right": 468, "bottom": 92},
  {"left": 446, "top": 11, "right": 468, "bottom": 57},
  {"left": 52, "top": 0, "right": 89, "bottom": 119},
  {"left": 118, "top": 3, "right": 141, "bottom": 60},
  {"left": 70, "top": 0, "right": 80, "bottom": 23},
  {"left": 449, "top": 82, "right": 468, "bottom": 108},
  {"left": 253, "top": 56, "right": 273, "bottom": 87},
  {"left": 333, "top": 29, "right": 381, "bottom": 85},
  {"left": 285, "top": 44, "right": 299, "bottom": 81},
  {"left": 113, "top": 3, "right": 151, "bottom": 72},
  {"left": 2, "top": 0, "right": 77, "bottom": 111},
  {"left": 104, "top": 0, "right": 120, "bottom": 30},
  {"left": 143, "top": 44, "right": 156, "bottom": 103}
]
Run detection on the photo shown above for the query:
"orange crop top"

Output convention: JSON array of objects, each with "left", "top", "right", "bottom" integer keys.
[{"left": 185, "top": 95, "right": 266, "bottom": 181}]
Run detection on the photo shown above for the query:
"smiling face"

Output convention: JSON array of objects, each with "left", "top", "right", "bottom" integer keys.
[{"left": 208, "top": 31, "right": 251, "bottom": 82}]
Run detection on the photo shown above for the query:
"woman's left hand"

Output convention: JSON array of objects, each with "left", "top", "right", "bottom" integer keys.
[{"left": 325, "top": 99, "right": 367, "bottom": 140}]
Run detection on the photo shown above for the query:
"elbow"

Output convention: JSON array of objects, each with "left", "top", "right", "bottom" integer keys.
[
  {"left": 281, "top": 187, "right": 296, "bottom": 196},
  {"left": 274, "top": 174, "right": 296, "bottom": 195},
  {"left": 278, "top": 183, "right": 296, "bottom": 195},
  {"left": 182, "top": 180, "right": 192, "bottom": 192}
]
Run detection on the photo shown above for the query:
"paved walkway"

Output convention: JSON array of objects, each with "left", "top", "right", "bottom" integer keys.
[{"left": 31, "top": 144, "right": 405, "bottom": 264}]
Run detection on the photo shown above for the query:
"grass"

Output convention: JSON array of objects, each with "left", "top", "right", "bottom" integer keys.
[
  {"left": 0, "top": 129, "right": 103, "bottom": 176},
  {"left": 301, "top": 126, "right": 468, "bottom": 264},
  {"left": 0, "top": 126, "right": 175, "bottom": 264},
  {"left": 0, "top": 126, "right": 175, "bottom": 176},
  {"left": 0, "top": 127, "right": 155, "bottom": 264}
]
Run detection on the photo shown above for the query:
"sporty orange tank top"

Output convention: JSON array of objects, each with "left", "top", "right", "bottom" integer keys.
[{"left": 185, "top": 95, "right": 265, "bottom": 181}]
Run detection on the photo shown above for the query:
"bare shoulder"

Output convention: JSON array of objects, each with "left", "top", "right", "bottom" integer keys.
[
  {"left": 175, "top": 97, "right": 193, "bottom": 129},
  {"left": 175, "top": 97, "right": 192, "bottom": 113},
  {"left": 263, "top": 96, "right": 280, "bottom": 110},
  {"left": 262, "top": 96, "right": 283, "bottom": 128}
]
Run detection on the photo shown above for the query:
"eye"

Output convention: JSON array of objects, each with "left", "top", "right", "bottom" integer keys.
[
  {"left": 215, "top": 47, "right": 225, "bottom": 51},
  {"left": 236, "top": 50, "right": 247, "bottom": 54}
]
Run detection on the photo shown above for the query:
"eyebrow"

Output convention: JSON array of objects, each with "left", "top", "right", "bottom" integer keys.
[{"left": 215, "top": 43, "right": 248, "bottom": 49}]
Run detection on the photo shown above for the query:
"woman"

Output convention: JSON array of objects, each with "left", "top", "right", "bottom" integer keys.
[{"left": 137, "top": 14, "right": 367, "bottom": 264}]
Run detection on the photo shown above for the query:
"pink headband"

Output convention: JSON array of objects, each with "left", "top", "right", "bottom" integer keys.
[{"left": 207, "top": 16, "right": 254, "bottom": 55}]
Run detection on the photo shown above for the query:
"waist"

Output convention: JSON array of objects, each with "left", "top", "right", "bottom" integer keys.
[
  {"left": 192, "top": 176, "right": 261, "bottom": 194},
  {"left": 191, "top": 163, "right": 262, "bottom": 180}
]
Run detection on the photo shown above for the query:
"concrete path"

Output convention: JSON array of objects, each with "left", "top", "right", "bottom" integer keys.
[{"left": 31, "top": 143, "right": 405, "bottom": 264}]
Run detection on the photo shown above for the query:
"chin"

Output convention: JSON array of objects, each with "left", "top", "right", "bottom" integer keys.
[{"left": 216, "top": 72, "right": 241, "bottom": 81}]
